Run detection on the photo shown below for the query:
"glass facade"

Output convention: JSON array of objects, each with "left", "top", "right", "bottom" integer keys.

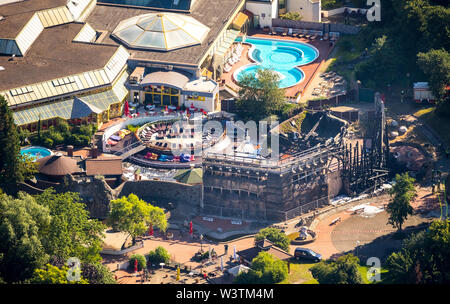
[{"left": 143, "top": 85, "right": 180, "bottom": 106}]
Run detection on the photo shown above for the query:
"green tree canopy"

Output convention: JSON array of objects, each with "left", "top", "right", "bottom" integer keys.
[
  {"left": 236, "top": 68, "right": 285, "bottom": 122},
  {"left": 386, "top": 173, "right": 416, "bottom": 231},
  {"left": 0, "top": 95, "right": 37, "bottom": 194},
  {"left": 30, "top": 264, "right": 88, "bottom": 284},
  {"left": 310, "top": 254, "right": 363, "bottom": 284},
  {"left": 108, "top": 194, "right": 167, "bottom": 247},
  {"left": 254, "top": 227, "right": 290, "bottom": 252},
  {"left": 0, "top": 193, "right": 51, "bottom": 282},
  {"left": 234, "top": 251, "right": 288, "bottom": 284},
  {"left": 148, "top": 246, "right": 171, "bottom": 265},
  {"left": 417, "top": 49, "right": 450, "bottom": 109},
  {"left": 34, "top": 189, "right": 106, "bottom": 263},
  {"left": 385, "top": 219, "right": 450, "bottom": 284}
]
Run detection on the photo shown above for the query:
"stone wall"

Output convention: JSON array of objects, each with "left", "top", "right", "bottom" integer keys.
[{"left": 117, "top": 180, "right": 202, "bottom": 209}]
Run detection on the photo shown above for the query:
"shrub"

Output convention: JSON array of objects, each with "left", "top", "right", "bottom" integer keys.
[
  {"left": 148, "top": 246, "right": 170, "bottom": 265},
  {"left": 43, "top": 137, "right": 54, "bottom": 148},
  {"left": 127, "top": 124, "right": 140, "bottom": 133},
  {"left": 255, "top": 227, "right": 290, "bottom": 252},
  {"left": 129, "top": 254, "right": 147, "bottom": 271}
]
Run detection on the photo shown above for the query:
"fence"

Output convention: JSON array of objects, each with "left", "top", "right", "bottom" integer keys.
[{"left": 272, "top": 18, "right": 359, "bottom": 35}]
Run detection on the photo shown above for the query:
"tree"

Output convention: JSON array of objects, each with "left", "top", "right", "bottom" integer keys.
[
  {"left": 417, "top": 49, "right": 450, "bottom": 108},
  {"left": 108, "top": 194, "right": 167, "bottom": 248},
  {"left": 386, "top": 173, "right": 416, "bottom": 231},
  {"left": 129, "top": 254, "right": 146, "bottom": 271},
  {"left": 0, "top": 95, "right": 36, "bottom": 194},
  {"left": 30, "top": 264, "right": 88, "bottom": 284},
  {"left": 236, "top": 68, "right": 285, "bottom": 122},
  {"left": 0, "top": 193, "right": 51, "bottom": 282},
  {"left": 279, "top": 12, "right": 303, "bottom": 21},
  {"left": 310, "top": 254, "right": 363, "bottom": 284},
  {"left": 148, "top": 246, "right": 171, "bottom": 265},
  {"left": 254, "top": 227, "right": 290, "bottom": 252},
  {"left": 235, "top": 251, "right": 288, "bottom": 284},
  {"left": 385, "top": 220, "right": 450, "bottom": 284},
  {"left": 34, "top": 189, "right": 106, "bottom": 263}
]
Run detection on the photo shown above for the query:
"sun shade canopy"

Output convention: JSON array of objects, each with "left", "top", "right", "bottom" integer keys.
[{"left": 112, "top": 13, "right": 210, "bottom": 51}]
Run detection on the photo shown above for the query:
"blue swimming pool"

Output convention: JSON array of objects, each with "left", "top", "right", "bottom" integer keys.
[
  {"left": 234, "top": 37, "right": 319, "bottom": 88},
  {"left": 20, "top": 146, "right": 52, "bottom": 161}
]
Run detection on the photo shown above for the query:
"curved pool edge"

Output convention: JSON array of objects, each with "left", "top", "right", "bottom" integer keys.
[{"left": 233, "top": 36, "right": 319, "bottom": 89}]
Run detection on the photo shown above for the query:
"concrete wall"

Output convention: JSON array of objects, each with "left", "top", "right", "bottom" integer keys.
[
  {"left": 272, "top": 18, "right": 359, "bottom": 34},
  {"left": 327, "top": 169, "right": 343, "bottom": 198},
  {"left": 321, "top": 7, "right": 367, "bottom": 18},
  {"left": 246, "top": 0, "right": 278, "bottom": 28},
  {"left": 287, "top": 0, "right": 321, "bottom": 22}
]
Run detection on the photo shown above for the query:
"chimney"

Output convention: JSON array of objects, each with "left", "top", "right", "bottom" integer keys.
[
  {"left": 67, "top": 145, "right": 74, "bottom": 157},
  {"left": 91, "top": 145, "right": 98, "bottom": 159}
]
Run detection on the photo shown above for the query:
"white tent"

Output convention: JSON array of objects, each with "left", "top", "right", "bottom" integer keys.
[{"left": 227, "top": 264, "right": 250, "bottom": 277}]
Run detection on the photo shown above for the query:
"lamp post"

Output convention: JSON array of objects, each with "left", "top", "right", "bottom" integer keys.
[{"left": 356, "top": 80, "right": 361, "bottom": 103}]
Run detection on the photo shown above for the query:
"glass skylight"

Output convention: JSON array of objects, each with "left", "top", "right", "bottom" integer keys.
[{"left": 112, "top": 13, "right": 210, "bottom": 51}]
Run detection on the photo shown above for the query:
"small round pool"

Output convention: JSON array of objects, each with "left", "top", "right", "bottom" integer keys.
[
  {"left": 20, "top": 146, "right": 52, "bottom": 161},
  {"left": 234, "top": 64, "right": 304, "bottom": 89}
]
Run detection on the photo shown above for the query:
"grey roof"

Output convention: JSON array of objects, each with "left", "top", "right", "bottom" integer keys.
[
  {"left": 140, "top": 70, "right": 191, "bottom": 89},
  {"left": 86, "top": 0, "right": 244, "bottom": 66}
]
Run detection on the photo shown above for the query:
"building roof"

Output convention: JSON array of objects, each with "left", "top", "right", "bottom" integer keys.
[
  {"left": 98, "top": 0, "right": 193, "bottom": 12},
  {"left": 86, "top": 0, "right": 244, "bottom": 66},
  {"left": 141, "top": 69, "right": 191, "bottom": 89},
  {"left": 173, "top": 168, "right": 203, "bottom": 184},
  {"left": 37, "top": 154, "right": 82, "bottom": 176},
  {"left": 0, "top": 22, "right": 120, "bottom": 92},
  {"left": 111, "top": 12, "right": 210, "bottom": 51},
  {"left": 236, "top": 239, "right": 293, "bottom": 263},
  {"left": 85, "top": 157, "right": 123, "bottom": 176},
  {"left": 0, "top": 0, "right": 68, "bottom": 38}
]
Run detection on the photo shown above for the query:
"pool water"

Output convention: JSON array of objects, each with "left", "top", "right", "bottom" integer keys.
[
  {"left": 20, "top": 146, "right": 52, "bottom": 161},
  {"left": 234, "top": 37, "right": 319, "bottom": 88}
]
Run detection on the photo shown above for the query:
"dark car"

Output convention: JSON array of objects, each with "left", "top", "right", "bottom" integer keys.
[{"left": 294, "top": 248, "right": 322, "bottom": 262}]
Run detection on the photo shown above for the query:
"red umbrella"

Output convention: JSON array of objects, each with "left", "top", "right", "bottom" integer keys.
[
  {"left": 165, "top": 105, "right": 168, "bottom": 112},
  {"left": 148, "top": 224, "right": 154, "bottom": 236},
  {"left": 134, "top": 258, "right": 138, "bottom": 273},
  {"left": 189, "top": 221, "right": 193, "bottom": 236},
  {"left": 190, "top": 103, "right": 194, "bottom": 109},
  {"left": 124, "top": 100, "right": 130, "bottom": 116}
]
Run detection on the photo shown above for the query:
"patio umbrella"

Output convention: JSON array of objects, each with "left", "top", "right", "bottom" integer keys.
[
  {"left": 148, "top": 224, "right": 153, "bottom": 236},
  {"left": 209, "top": 245, "right": 212, "bottom": 262},
  {"left": 233, "top": 245, "right": 237, "bottom": 260},
  {"left": 124, "top": 100, "right": 130, "bottom": 116},
  {"left": 220, "top": 256, "right": 224, "bottom": 272},
  {"left": 134, "top": 258, "right": 138, "bottom": 273},
  {"left": 189, "top": 221, "right": 193, "bottom": 236},
  {"left": 165, "top": 105, "right": 168, "bottom": 112},
  {"left": 173, "top": 168, "right": 203, "bottom": 184},
  {"left": 176, "top": 267, "right": 180, "bottom": 281}
]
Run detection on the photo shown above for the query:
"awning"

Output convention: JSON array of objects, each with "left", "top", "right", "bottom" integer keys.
[{"left": 232, "top": 12, "right": 249, "bottom": 30}]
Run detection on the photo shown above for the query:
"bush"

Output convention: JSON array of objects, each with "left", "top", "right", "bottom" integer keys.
[
  {"left": 43, "top": 137, "right": 54, "bottom": 148},
  {"left": 255, "top": 227, "right": 290, "bottom": 252},
  {"left": 127, "top": 124, "right": 140, "bottom": 133},
  {"left": 129, "top": 254, "right": 146, "bottom": 271},
  {"left": 148, "top": 246, "right": 171, "bottom": 265}
]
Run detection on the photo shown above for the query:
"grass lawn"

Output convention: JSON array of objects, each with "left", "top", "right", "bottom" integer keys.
[
  {"left": 279, "top": 261, "right": 318, "bottom": 284},
  {"left": 413, "top": 106, "right": 450, "bottom": 147}
]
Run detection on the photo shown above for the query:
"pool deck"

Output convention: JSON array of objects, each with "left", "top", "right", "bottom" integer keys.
[{"left": 221, "top": 33, "right": 336, "bottom": 102}]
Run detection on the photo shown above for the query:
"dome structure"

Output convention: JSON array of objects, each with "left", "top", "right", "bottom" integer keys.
[{"left": 111, "top": 13, "right": 210, "bottom": 51}]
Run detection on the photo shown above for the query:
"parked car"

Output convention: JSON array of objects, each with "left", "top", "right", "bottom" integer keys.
[{"left": 294, "top": 248, "right": 322, "bottom": 262}]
